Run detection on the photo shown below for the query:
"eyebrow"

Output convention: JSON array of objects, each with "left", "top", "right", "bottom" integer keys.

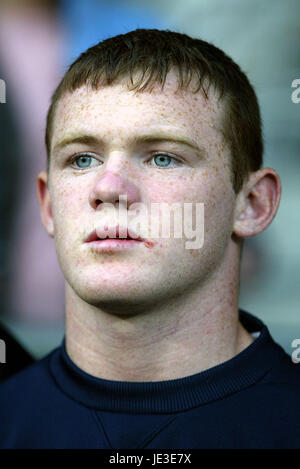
[
  {"left": 52, "top": 133, "right": 207, "bottom": 158},
  {"left": 53, "top": 135, "right": 100, "bottom": 153}
]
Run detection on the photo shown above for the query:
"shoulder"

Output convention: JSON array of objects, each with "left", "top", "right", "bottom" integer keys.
[
  {"left": 257, "top": 346, "right": 300, "bottom": 405},
  {"left": 0, "top": 347, "right": 87, "bottom": 448},
  {"left": 226, "top": 347, "right": 300, "bottom": 447},
  {"left": 0, "top": 346, "right": 103, "bottom": 449},
  {"left": 0, "top": 348, "right": 58, "bottom": 411},
  {"left": 263, "top": 341, "right": 300, "bottom": 382},
  {"left": 0, "top": 347, "right": 69, "bottom": 431}
]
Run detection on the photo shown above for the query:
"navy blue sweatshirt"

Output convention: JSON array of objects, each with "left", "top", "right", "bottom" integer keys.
[{"left": 0, "top": 310, "right": 299, "bottom": 449}]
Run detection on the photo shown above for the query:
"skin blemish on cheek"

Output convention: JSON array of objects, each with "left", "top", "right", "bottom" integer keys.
[{"left": 144, "top": 240, "right": 156, "bottom": 248}]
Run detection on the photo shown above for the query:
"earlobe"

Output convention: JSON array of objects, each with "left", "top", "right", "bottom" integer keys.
[
  {"left": 36, "top": 171, "right": 54, "bottom": 237},
  {"left": 233, "top": 168, "right": 281, "bottom": 239}
]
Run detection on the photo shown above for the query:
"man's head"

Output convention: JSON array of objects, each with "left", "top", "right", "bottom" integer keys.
[
  {"left": 37, "top": 29, "right": 280, "bottom": 315},
  {"left": 45, "top": 29, "right": 263, "bottom": 194}
]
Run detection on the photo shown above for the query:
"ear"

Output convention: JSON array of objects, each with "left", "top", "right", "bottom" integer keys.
[
  {"left": 233, "top": 168, "right": 281, "bottom": 238},
  {"left": 36, "top": 171, "right": 54, "bottom": 237}
]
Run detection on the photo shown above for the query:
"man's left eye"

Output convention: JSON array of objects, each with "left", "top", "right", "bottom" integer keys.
[{"left": 150, "top": 154, "right": 182, "bottom": 168}]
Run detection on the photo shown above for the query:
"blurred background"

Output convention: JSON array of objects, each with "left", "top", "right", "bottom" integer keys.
[{"left": 0, "top": 0, "right": 299, "bottom": 360}]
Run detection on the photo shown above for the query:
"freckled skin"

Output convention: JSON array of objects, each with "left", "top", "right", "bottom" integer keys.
[{"left": 38, "top": 71, "right": 255, "bottom": 381}]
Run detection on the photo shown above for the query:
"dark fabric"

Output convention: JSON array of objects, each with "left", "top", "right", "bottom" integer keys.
[
  {"left": 0, "top": 66, "right": 35, "bottom": 379},
  {"left": 0, "top": 310, "right": 299, "bottom": 449},
  {"left": 0, "top": 64, "right": 22, "bottom": 316},
  {"left": 0, "top": 323, "right": 34, "bottom": 381}
]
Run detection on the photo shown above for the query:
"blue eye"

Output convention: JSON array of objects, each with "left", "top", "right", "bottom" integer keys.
[
  {"left": 72, "top": 154, "right": 99, "bottom": 169},
  {"left": 75, "top": 155, "right": 92, "bottom": 168},
  {"left": 152, "top": 154, "right": 180, "bottom": 168},
  {"left": 153, "top": 155, "right": 171, "bottom": 167}
]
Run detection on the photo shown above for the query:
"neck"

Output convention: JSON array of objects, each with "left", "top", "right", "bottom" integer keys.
[{"left": 65, "top": 244, "right": 254, "bottom": 382}]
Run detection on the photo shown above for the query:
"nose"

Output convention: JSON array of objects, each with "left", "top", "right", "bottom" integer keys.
[{"left": 88, "top": 165, "right": 141, "bottom": 210}]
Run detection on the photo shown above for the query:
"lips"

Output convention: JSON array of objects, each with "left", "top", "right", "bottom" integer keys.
[{"left": 85, "top": 225, "right": 144, "bottom": 243}]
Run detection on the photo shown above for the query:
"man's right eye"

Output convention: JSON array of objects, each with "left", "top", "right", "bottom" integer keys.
[{"left": 70, "top": 153, "right": 101, "bottom": 169}]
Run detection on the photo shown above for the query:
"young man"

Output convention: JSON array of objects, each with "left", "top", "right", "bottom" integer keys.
[{"left": 0, "top": 29, "right": 299, "bottom": 449}]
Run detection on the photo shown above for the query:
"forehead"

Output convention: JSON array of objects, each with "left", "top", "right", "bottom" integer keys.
[{"left": 51, "top": 72, "right": 224, "bottom": 151}]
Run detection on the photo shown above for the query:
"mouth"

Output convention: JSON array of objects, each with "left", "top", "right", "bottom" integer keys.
[
  {"left": 84, "top": 226, "right": 155, "bottom": 250},
  {"left": 85, "top": 226, "right": 144, "bottom": 243}
]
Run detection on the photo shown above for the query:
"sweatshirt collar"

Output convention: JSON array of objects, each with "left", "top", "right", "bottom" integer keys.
[{"left": 49, "top": 310, "right": 282, "bottom": 414}]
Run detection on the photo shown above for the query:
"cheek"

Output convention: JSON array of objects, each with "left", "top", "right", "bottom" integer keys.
[
  {"left": 50, "top": 179, "right": 87, "bottom": 238},
  {"left": 143, "top": 168, "right": 234, "bottom": 223},
  {"left": 144, "top": 173, "right": 201, "bottom": 204},
  {"left": 185, "top": 168, "right": 235, "bottom": 239},
  {"left": 50, "top": 181, "right": 87, "bottom": 275},
  {"left": 202, "top": 179, "right": 235, "bottom": 249}
]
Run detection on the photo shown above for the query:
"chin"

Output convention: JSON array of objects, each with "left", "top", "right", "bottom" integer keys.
[{"left": 68, "top": 271, "right": 149, "bottom": 307}]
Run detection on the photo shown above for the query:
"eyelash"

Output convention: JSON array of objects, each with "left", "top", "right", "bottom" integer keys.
[{"left": 68, "top": 152, "right": 184, "bottom": 170}]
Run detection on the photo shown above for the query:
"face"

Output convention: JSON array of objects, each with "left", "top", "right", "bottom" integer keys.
[{"left": 39, "top": 72, "right": 237, "bottom": 314}]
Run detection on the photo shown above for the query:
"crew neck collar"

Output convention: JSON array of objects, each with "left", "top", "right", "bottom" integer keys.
[{"left": 49, "top": 310, "right": 282, "bottom": 414}]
